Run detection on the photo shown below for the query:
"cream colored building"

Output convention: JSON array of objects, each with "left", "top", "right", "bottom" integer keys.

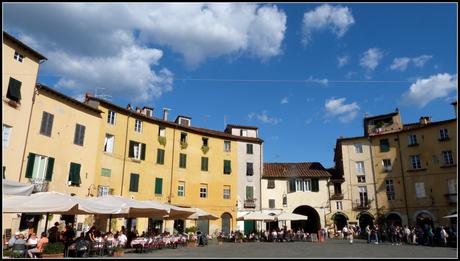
[{"left": 261, "top": 162, "right": 331, "bottom": 233}]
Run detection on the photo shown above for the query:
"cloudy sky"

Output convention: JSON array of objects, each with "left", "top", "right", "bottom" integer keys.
[{"left": 4, "top": 3, "right": 457, "bottom": 167}]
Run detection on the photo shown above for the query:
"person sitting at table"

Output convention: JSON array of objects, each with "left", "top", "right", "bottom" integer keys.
[
  {"left": 8, "top": 232, "right": 20, "bottom": 248},
  {"left": 117, "top": 231, "right": 127, "bottom": 247},
  {"left": 86, "top": 226, "right": 96, "bottom": 242},
  {"left": 27, "top": 232, "right": 38, "bottom": 248},
  {"left": 27, "top": 232, "right": 48, "bottom": 258},
  {"left": 48, "top": 222, "right": 61, "bottom": 243}
]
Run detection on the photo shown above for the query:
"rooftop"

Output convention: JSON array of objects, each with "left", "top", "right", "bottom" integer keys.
[
  {"left": 3, "top": 31, "right": 47, "bottom": 61},
  {"left": 263, "top": 162, "right": 331, "bottom": 179},
  {"left": 37, "top": 84, "right": 102, "bottom": 114}
]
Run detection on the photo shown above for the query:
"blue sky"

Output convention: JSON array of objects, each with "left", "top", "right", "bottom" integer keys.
[{"left": 4, "top": 3, "right": 457, "bottom": 167}]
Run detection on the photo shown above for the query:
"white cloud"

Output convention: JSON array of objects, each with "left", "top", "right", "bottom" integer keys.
[
  {"left": 281, "top": 97, "right": 289, "bottom": 104},
  {"left": 337, "top": 55, "right": 349, "bottom": 68},
  {"left": 390, "top": 55, "right": 433, "bottom": 71},
  {"left": 302, "top": 4, "right": 355, "bottom": 45},
  {"left": 248, "top": 111, "right": 282, "bottom": 125},
  {"left": 390, "top": 57, "right": 411, "bottom": 71},
  {"left": 401, "top": 73, "right": 458, "bottom": 107},
  {"left": 307, "top": 76, "right": 329, "bottom": 85},
  {"left": 360, "top": 48, "right": 383, "bottom": 71},
  {"left": 324, "top": 97, "right": 360, "bottom": 123}
]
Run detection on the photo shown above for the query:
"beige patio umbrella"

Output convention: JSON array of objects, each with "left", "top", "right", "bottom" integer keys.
[
  {"left": 186, "top": 208, "right": 219, "bottom": 220},
  {"left": 2, "top": 179, "right": 34, "bottom": 196},
  {"left": 276, "top": 212, "right": 309, "bottom": 221},
  {"left": 442, "top": 214, "right": 457, "bottom": 219},
  {"left": 237, "top": 211, "right": 276, "bottom": 221},
  {"left": 162, "top": 205, "right": 198, "bottom": 220}
]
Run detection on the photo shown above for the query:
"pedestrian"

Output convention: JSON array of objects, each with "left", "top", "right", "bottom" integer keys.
[
  {"left": 374, "top": 224, "right": 380, "bottom": 244},
  {"left": 440, "top": 226, "right": 448, "bottom": 247},
  {"left": 348, "top": 225, "right": 354, "bottom": 244},
  {"left": 48, "top": 222, "right": 61, "bottom": 243},
  {"left": 404, "top": 225, "right": 411, "bottom": 244},
  {"left": 365, "top": 225, "right": 371, "bottom": 243},
  {"left": 428, "top": 225, "right": 434, "bottom": 247},
  {"left": 342, "top": 226, "right": 348, "bottom": 241}
]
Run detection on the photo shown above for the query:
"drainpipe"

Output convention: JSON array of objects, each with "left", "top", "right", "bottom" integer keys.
[
  {"left": 120, "top": 112, "right": 131, "bottom": 196},
  {"left": 19, "top": 59, "right": 46, "bottom": 183},
  {"left": 396, "top": 133, "right": 410, "bottom": 225},
  {"left": 367, "top": 138, "right": 379, "bottom": 221},
  {"left": 168, "top": 128, "right": 177, "bottom": 204}
]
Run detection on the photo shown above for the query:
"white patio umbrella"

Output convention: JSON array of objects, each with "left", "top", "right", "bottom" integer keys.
[
  {"left": 162, "top": 205, "right": 198, "bottom": 220},
  {"left": 2, "top": 179, "right": 35, "bottom": 196},
  {"left": 237, "top": 211, "right": 276, "bottom": 221},
  {"left": 276, "top": 212, "right": 309, "bottom": 221},
  {"left": 186, "top": 208, "right": 219, "bottom": 220},
  {"left": 92, "top": 196, "right": 169, "bottom": 218},
  {"left": 442, "top": 214, "right": 457, "bottom": 219}
]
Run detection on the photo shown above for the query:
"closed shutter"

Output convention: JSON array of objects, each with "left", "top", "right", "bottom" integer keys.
[
  {"left": 130, "top": 173, "right": 139, "bottom": 192},
  {"left": 246, "top": 163, "right": 253, "bottom": 176},
  {"left": 25, "top": 153, "right": 36, "bottom": 178},
  {"left": 140, "top": 143, "right": 146, "bottom": 160},
  {"left": 69, "top": 163, "right": 81, "bottom": 185},
  {"left": 288, "top": 179, "right": 296, "bottom": 193},
  {"left": 79, "top": 125, "right": 85, "bottom": 145},
  {"left": 45, "top": 157, "right": 54, "bottom": 181},
  {"left": 157, "top": 149, "right": 165, "bottom": 164},
  {"left": 179, "top": 154, "right": 186, "bottom": 168},
  {"left": 224, "top": 160, "right": 231, "bottom": 174},
  {"left": 312, "top": 178, "right": 319, "bottom": 192},
  {"left": 7, "top": 77, "right": 22, "bottom": 102},
  {"left": 247, "top": 144, "right": 253, "bottom": 154},
  {"left": 129, "top": 141, "right": 135, "bottom": 158},
  {"left": 246, "top": 186, "right": 254, "bottom": 200},
  {"left": 155, "top": 178, "right": 163, "bottom": 195},
  {"left": 201, "top": 157, "right": 208, "bottom": 171}
]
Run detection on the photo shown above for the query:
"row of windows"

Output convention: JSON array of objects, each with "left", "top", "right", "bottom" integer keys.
[{"left": 24, "top": 153, "right": 82, "bottom": 186}]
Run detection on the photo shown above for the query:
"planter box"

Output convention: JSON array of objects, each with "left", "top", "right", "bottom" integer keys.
[{"left": 113, "top": 251, "right": 124, "bottom": 257}]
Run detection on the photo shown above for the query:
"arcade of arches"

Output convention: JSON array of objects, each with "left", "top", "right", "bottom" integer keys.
[
  {"left": 331, "top": 212, "right": 348, "bottom": 230},
  {"left": 291, "top": 205, "right": 321, "bottom": 233}
]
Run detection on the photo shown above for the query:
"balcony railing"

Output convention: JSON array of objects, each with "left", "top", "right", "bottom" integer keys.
[
  {"left": 30, "top": 178, "right": 49, "bottom": 192},
  {"left": 244, "top": 199, "right": 256, "bottom": 208},
  {"left": 330, "top": 193, "right": 344, "bottom": 200},
  {"left": 353, "top": 199, "right": 372, "bottom": 210}
]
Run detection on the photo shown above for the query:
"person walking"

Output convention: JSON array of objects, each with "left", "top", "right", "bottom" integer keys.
[
  {"left": 440, "top": 226, "right": 448, "bottom": 247},
  {"left": 348, "top": 225, "right": 354, "bottom": 244},
  {"left": 365, "top": 225, "right": 371, "bottom": 243}
]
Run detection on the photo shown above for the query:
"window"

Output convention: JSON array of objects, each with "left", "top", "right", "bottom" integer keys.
[
  {"left": 6, "top": 78, "right": 22, "bottom": 103},
  {"left": 202, "top": 138, "right": 208, "bottom": 147},
  {"left": 385, "top": 180, "right": 395, "bottom": 200},
  {"left": 154, "top": 178, "right": 163, "bottom": 195},
  {"left": 379, "top": 139, "right": 390, "bottom": 152},
  {"left": 25, "top": 153, "right": 55, "bottom": 181},
  {"left": 179, "top": 118, "right": 190, "bottom": 127},
  {"left": 223, "top": 186, "right": 231, "bottom": 199},
  {"left": 357, "top": 175, "right": 366, "bottom": 183},
  {"left": 104, "top": 134, "right": 114, "bottom": 153},
  {"left": 447, "top": 179, "right": 457, "bottom": 195},
  {"left": 201, "top": 157, "right": 209, "bottom": 171},
  {"left": 135, "top": 119, "right": 142, "bottom": 133},
  {"left": 439, "top": 129, "right": 449, "bottom": 140},
  {"left": 223, "top": 160, "right": 231, "bottom": 174},
  {"left": 408, "top": 134, "right": 418, "bottom": 146},
  {"left": 358, "top": 186, "right": 368, "bottom": 206},
  {"left": 156, "top": 149, "right": 165, "bottom": 165},
  {"left": 410, "top": 155, "right": 422, "bottom": 169},
  {"left": 129, "top": 141, "right": 146, "bottom": 160},
  {"left": 73, "top": 124, "right": 86, "bottom": 146},
  {"left": 442, "top": 151, "right": 454, "bottom": 166},
  {"left": 334, "top": 183, "right": 342, "bottom": 194},
  {"left": 295, "top": 179, "right": 312, "bottom": 192},
  {"left": 224, "top": 141, "right": 231, "bottom": 152},
  {"left": 356, "top": 161, "right": 365, "bottom": 174},
  {"left": 180, "top": 132, "right": 187, "bottom": 143},
  {"left": 101, "top": 168, "right": 111, "bottom": 177},
  {"left": 14, "top": 51, "right": 24, "bottom": 62},
  {"left": 336, "top": 201, "right": 343, "bottom": 210},
  {"left": 2, "top": 125, "right": 12, "bottom": 148},
  {"left": 200, "top": 184, "right": 208, "bottom": 198},
  {"left": 246, "top": 186, "right": 254, "bottom": 200},
  {"left": 68, "top": 162, "right": 81, "bottom": 187},
  {"left": 246, "top": 162, "right": 253, "bottom": 176},
  {"left": 247, "top": 144, "right": 253, "bottom": 154},
  {"left": 179, "top": 154, "right": 187, "bottom": 168},
  {"left": 283, "top": 194, "right": 287, "bottom": 207},
  {"left": 267, "top": 180, "right": 275, "bottom": 189},
  {"left": 415, "top": 182, "right": 426, "bottom": 198},
  {"left": 129, "top": 173, "right": 140, "bottom": 192},
  {"left": 158, "top": 126, "right": 166, "bottom": 137},
  {"left": 241, "top": 129, "right": 248, "bottom": 137},
  {"left": 39, "top": 111, "right": 54, "bottom": 137},
  {"left": 107, "top": 110, "right": 116, "bottom": 125},
  {"left": 382, "top": 159, "right": 392, "bottom": 172},
  {"left": 178, "top": 182, "right": 185, "bottom": 197},
  {"left": 354, "top": 143, "right": 363, "bottom": 153},
  {"left": 312, "top": 179, "right": 319, "bottom": 192},
  {"left": 269, "top": 199, "right": 275, "bottom": 209},
  {"left": 97, "top": 186, "right": 110, "bottom": 197}
]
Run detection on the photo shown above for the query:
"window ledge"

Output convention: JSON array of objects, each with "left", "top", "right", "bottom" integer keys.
[
  {"left": 441, "top": 164, "right": 456, "bottom": 168},
  {"left": 407, "top": 168, "right": 427, "bottom": 172},
  {"left": 130, "top": 158, "right": 142, "bottom": 163}
]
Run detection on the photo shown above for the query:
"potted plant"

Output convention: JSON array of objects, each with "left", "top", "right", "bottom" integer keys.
[
  {"left": 42, "top": 242, "right": 65, "bottom": 258},
  {"left": 201, "top": 145, "right": 209, "bottom": 154},
  {"left": 158, "top": 136, "right": 167, "bottom": 146},
  {"left": 112, "top": 246, "right": 124, "bottom": 257},
  {"left": 180, "top": 141, "right": 188, "bottom": 149}
]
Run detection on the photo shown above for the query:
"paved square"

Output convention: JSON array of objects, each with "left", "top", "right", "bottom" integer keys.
[{"left": 120, "top": 239, "right": 457, "bottom": 258}]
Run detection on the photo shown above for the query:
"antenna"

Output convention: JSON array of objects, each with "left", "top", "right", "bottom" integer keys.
[{"left": 94, "top": 87, "right": 112, "bottom": 101}]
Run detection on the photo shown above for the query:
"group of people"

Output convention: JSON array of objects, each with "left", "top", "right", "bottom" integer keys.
[
  {"left": 7, "top": 231, "right": 48, "bottom": 258},
  {"left": 339, "top": 223, "right": 456, "bottom": 247}
]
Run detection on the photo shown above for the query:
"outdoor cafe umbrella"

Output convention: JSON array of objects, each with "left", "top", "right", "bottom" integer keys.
[
  {"left": 2, "top": 179, "right": 34, "bottom": 196},
  {"left": 275, "top": 212, "right": 309, "bottom": 221},
  {"left": 92, "top": 196, "right": 169, "bottom": 218},
  {"left": 442, "top": 214, "right": 457, "bottom": 219},
  {"left": 186, "top": 208, "right": 219, "bottom": 221},
  {"left": 237, "top": 211, "right": 276, "bottom": 221},
  {"left": 162, "top": 205, "right": 197, "bottom": 220}
]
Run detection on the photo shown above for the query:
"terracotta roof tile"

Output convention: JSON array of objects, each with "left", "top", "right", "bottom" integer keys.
[{"left": 263, "top": 162, "right": 331, "bottom": 179}]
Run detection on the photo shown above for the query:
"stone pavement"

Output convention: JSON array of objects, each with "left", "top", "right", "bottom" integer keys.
[{"left": 118, "top": 239, "right": 457, "bottom": 258}]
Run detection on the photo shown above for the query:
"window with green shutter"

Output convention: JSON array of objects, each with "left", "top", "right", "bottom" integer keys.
[
  {"left": 246, "top": 186, "right": 254, "bottom": 200},
  {"left": 7, "top": 77, "right": 22, "bottom": 102},
  {"left": 247, "top": 144, "right": 253, "bottom": 154},
  {"left": 68, "top": 162, "right": 81, "bottom": 186},
  {"left": 25, "top": 153, "right": 36, "bottom": 178},
  {"left": 380, "top": 139, "right": 390, "bottom": 152},
  {"left": 157, "top": 149, "right": 165, "bottom": 164},
  {"left": 40, "top": 112, "right": 54, "bottom": 137},
  {"left": 155, "top": 178, "right": 163, "bottom": 195},
  {"left": 45, "top": 157, "right": 55, "bottom": 181},
  {"left": 73, "top": 124, "right": 86, "bottom": 146},
  {"left": 201, "top": 157, "right": 208, "bottom": 171},
  {"left": 312, "top": 178, "right": 319, "bottom": 192},
  {"left": 129, "top": 173, "right": 139, "bottom": 192},
  {"left": 223, "top": 160, "right": 231, "bottom": 174},
  {"left": 179, "top": 154, "right": 187, "bottom": 168}
]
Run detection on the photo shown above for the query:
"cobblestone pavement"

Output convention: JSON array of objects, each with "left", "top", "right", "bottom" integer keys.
[{"left": 119, "top": 239, "right": 457, "bottom": 258}]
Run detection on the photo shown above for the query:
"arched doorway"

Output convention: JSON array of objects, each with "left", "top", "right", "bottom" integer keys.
[
  {"left": 415, "top": 211, "right": 434, "bottom": 228},
  {"left": 221, "top": 213, "right": 232, "bottom": 234},
  {"left": 174, "top": 219, "right": 184, "bottom": 234},
  {"left": 291, "top": 206, "right": 320, "bottom": 233},
  {"left": 386, "top": 213, "right": 402, "bottom": 226},
  {"left": 357, "top": 212, "right": 374, "bottom": 230},
  {"left": 331, "top": 212, "right": 348, "bottom": 231}
]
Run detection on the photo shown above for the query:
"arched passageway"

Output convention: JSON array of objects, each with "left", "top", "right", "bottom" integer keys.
[{"left": 291, "top": 206, "right": 320, "bottom": 233}]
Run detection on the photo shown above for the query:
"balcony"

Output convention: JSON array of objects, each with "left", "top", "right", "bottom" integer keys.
[
  {"left": 445, "top": 193, "right": 457, "bottom": 204},
  {"left": 330, "top": 193, "right": 344, "bottom": 200},
  {"left": 353, "top": 199, "right": 372, "bottom": 210},
  {"left": 30, "top": 178, "right": 49, "bottom": 192},
  {"left": 244, "top": 199, "right": 256, "bottom": 208},
  {"left": 383, "top": 166, "right": 392, "bottom": 172}
]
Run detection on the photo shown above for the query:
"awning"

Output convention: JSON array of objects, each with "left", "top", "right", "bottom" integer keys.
[
  {"left": 2, "top": 179, "right": 34, "bottom": 196},
  {"left": 92, "top": 195, "right": 169, "bottom": 218},
  {"left": 186, "top": 208, "right": 219, "bottom": 220},
  {"left": 237, "top": 211, "right": 276, "bottom": 221},
  {"left": 442, "top": 214, "right": 457, "bottom": 219},
  {"left": 276, "top": 212, "right": 308, "bottom": 221}
]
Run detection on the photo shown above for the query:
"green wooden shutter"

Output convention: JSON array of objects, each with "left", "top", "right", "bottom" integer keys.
[
  {"left": 247, "top": 144, "right": 253, "bottom": 154},
  {"left": 246, "top": 186, "right": 254, "bottom": 200},
  {"left": 40, "top": 112, "right": 48, "bottom": 135},
  {"left": 45, "top": 157, "right": 54, "bottom": 181},
  {"left": 25, "top": 153, "right": 36, "bottom": 178},
  {"left": 224, "top": 160, "right": 231, "bottom": 174},
  {"left": 156, "top": 149, "right": 165, "bottom": 164},
  {"left": 7, "top": 78, "right": 22, "bottom": 102},
  {"left": 130, "top": 173, "right": 139, "bottom": 192},
  {"left": 46, "top": 113, "right": 54, "bottom": 136},
  {"left": 155, "top": 178, "right": 163, "bottom": 195},
  {"left": 73, "top": 124, "right": 79, "bottom": 145},
  {"left": 312, "top": 179, "right": 319, "bottom": 192},
  {"left": 68, "top": 163, "right": 81, "bottom": 185},
  {"left": 128, "top": 141, "right": 134, "bottom": 157},
  {"left": 180, "top": 154, "right": 186, "bottom": 168},
  {"left": 140, "top": 143, "right": 146, "bottom": 160},
  {"left": 201, "top": 157, "right": 208, "bottom": 171}
]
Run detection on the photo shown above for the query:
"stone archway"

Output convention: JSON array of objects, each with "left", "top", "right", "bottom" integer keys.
[
  {"left": 291, "top": 205, "right": 321, "bottom": 233},
  {"left": 357, "top": 212, "right": 374, "bottom": 230},
  {"left": 386, "top": 212, "right": 402, "bottom": 226},
  {"left": 331, "top": 212, "right": 348, "bottom": 231},
  {"left": 414, "top": 211, "right": 434, "bottom": 228}
]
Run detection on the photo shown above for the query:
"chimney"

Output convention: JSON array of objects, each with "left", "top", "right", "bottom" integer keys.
[
  {"left": 84, "top": 92, "right": 93, "bottom": 102},
  {"left": 163, "top": 108, "right": 171, "bottom": 121},
  {"left": 142, "top": 106, "right": 153, "bottom": 117},
  {"left": 127, "top": 104, "right": 132, "bottom": 110},
  {"left": 452, "top": 101, "right": 457, "bottom": 118},
  {"left": 135, "top": 106, "right": 141, "bottom": 114},
  {"left": 419, "top": 116, "right": 432, "bottom": 125}
]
